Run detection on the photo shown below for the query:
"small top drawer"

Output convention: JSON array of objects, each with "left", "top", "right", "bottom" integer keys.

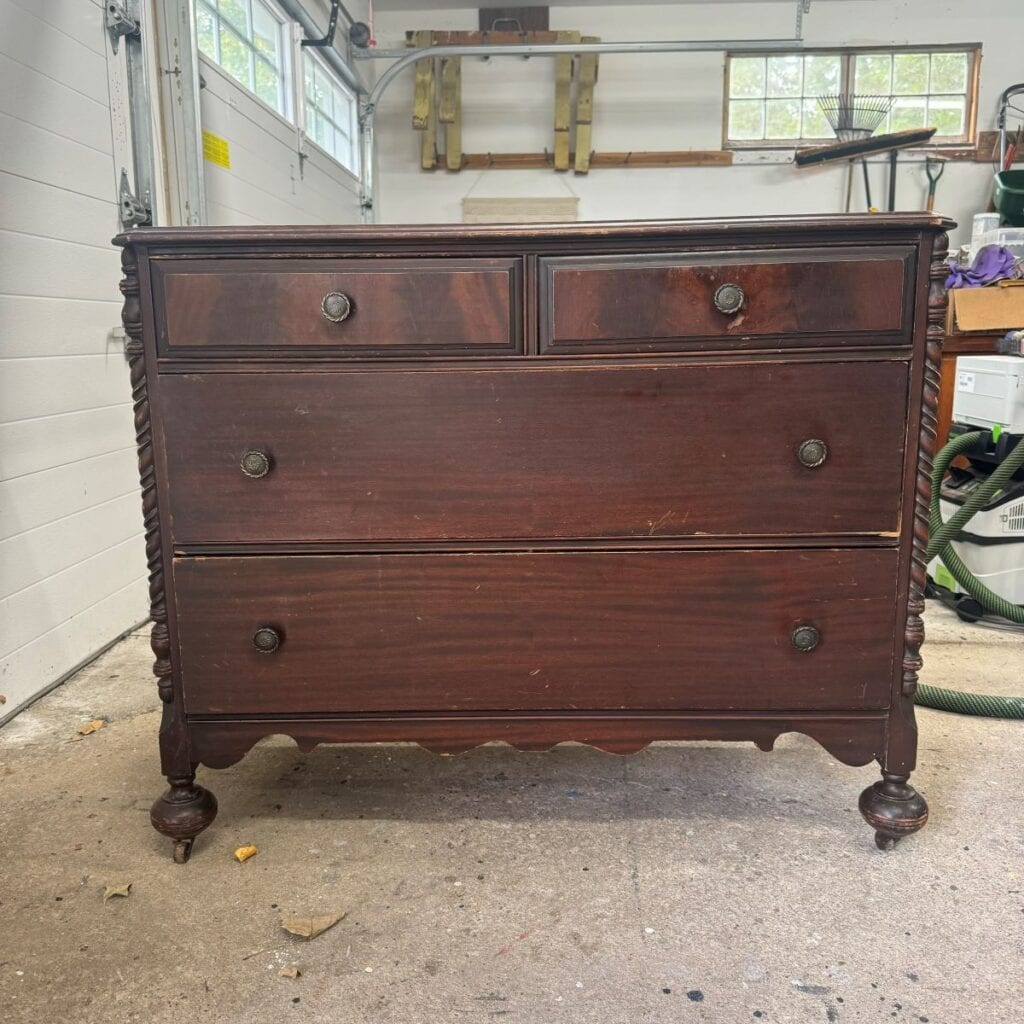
[
  {"left": 152, "top": 257, "right": 522, "bottom": 357},
  {"left": 540, "top": 246, "right": 913, "bottom": 353}
]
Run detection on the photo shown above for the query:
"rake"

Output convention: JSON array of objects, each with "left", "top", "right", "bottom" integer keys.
[{"left": 817, "top": 93, "right": 894, "bottom": 210}]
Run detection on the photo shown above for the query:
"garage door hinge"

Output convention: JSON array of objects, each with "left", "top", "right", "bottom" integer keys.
[
  {"left": 106, "top": 1, "right": 140, "bottom": 54},
  {"left": 119, "top": 168, "right": 151, "bottom": 228}
]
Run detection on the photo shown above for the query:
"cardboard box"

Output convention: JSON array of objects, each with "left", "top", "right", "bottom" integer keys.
[{"left": 947, "top": 281, "right": 1024, "bottom": 334}]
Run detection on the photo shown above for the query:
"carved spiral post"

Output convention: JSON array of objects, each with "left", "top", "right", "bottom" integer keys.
[
  {"left": 121, "top": 247, "right": 172, "bottom": 706},
  {"left": 859, "top": 229, "right": 947, "bottom": 850},
  {"left": 121, "top": 245, "right": 217, "bottom": 862}
]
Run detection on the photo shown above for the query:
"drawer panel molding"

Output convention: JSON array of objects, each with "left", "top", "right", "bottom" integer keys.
[
  {"left": 160, "top": 360, "right": 910, "bottom": 544},
  {"left": 540, "top": 246, "right": 915, "bottom": 353},
  {"left": 173, "top": 549, "right": 900, "bottom": 716},
  {"left": 153, "top": 257, "right": 523, "bottom": 357}
]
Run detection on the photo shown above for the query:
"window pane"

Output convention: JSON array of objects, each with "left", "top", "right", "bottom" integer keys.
[
  {"left": 252, "top": 2, "right": 280, "bottom": 63},
  {"left": 893, "top": 53, "right": 929, "bottom": 95},
  {"left": 316, "top": 66, "right": 333, "bottom": 120},
  {"left": 254, "top": 57, "right": 280, "bottom": 110},
  {"left": 728, "top": 99, "right": 764, "bottom": 140},
  {"left": 928, "top": 95, "right": 966, "bottom": 136},
  {"left": 765, "top": 98, "right": 801, "bottom": 139},
  {"left": 803, "top": 54, "right": 841, "bottom": 97},
  {"left": 891, "top": 97, "right": 926, "bottom": 132},
  {"left": 196, "top": 4, "right": 217, "bottom": 60},
  {"left": 219, "top": 24, "right": 251, "bottom": 87},
  {"left": 801, "top": 98, "right": 832, "bottom": 138},
  {"left": 729, "top": 57, "right": 765, "bottom": 98},
  {"left": 316, "top": 112, "right": 334, "bottom": 154},
  {"left": 305, "top": 106, "right": 315, "bottom": 136},
  {"left": 766, "top": 55, "right": 802, "bottom": 97},
  {"left": 855, "top": 53, "right": 892, "bottom": 94},
  {"left": 219, "top": 0, "right": 248, "bottom": 34},
  {"left": 930, "top": 51, "right": 968, "bottom": 93}
]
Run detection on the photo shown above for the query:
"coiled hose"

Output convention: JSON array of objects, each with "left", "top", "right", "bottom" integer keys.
[{"left": 914, "top": 429, "right": 1024, "bottom": 718}]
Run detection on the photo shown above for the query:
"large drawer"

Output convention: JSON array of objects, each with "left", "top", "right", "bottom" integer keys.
[
  {"left": 151, "top": 257, "right": 522, "bottom": 357},
  {"left": 159, "top": 361, "right": 909, "bottom": 544},
  {"left": 540, "top": 246, "right": 914, "bottom": 353},
  {"left": 174, "top": 549, "right": 898, "bottom": 715}
]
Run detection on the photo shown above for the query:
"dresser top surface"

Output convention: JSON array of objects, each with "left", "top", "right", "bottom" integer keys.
[{"left": 115, "top": 212, "right": 954, "bottom": 249}]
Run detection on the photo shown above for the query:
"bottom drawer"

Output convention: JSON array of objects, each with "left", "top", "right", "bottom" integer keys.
[{"left": 174, "top": 550, "right": 898, "bottom": 715}]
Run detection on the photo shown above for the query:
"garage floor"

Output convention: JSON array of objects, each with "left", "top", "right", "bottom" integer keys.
[{"left": 1, "top": 603, "right": 1021, "bottom": 1024}]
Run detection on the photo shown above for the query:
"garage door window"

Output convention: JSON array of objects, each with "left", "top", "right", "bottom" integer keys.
[
  {"left": 303, "top": 53, "right": 359, "bottom": 175},
  {"left": 196, "top": 0, "right": 290, "bottom": 117}
]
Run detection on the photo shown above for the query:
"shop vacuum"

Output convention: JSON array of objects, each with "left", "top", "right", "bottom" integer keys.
[{"left": 922, "top": 349, "right": 1024, "bottom": 718}]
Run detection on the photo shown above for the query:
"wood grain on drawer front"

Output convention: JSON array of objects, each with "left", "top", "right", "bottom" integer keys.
[
  {"left": 174, "top": 549, "right": 898, "bottom": 715},
  {"left": 540, "top": 247, "right": 914, "bottom": 352},
  {"left": 152, "top": 258, "right": 521, "bottom": 356},
  {"left": 160, "top": 360, "right": 909, "bottom": 544}
]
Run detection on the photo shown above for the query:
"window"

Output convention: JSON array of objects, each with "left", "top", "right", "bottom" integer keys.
[
  {"left": 303, "top": 53, "right": 359, "bottom": 174},
  {"left": 196, "top": 0, "right": 290, "bottom": 116},
  {"left": 724, "top": 46, "right": 979, "bottom": 147}
]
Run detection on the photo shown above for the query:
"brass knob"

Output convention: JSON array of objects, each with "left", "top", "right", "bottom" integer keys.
[
  {"left": 321, "top": 291, "right": 352, "bottom": 323},
  {"left": 713, "top": 282, "right": 745, "bottom": 315},
  {"left": 797, "top": 439, "right": 828, "bottom": 469},
  {"left": 252, "top": 627, "right": 281, "bottom": 654},
  {"left": 791, "top": 625, "right": 821, "bottom": 653},
  {"left": 240, "top": 449, "right": 271, "bottom": 479}
]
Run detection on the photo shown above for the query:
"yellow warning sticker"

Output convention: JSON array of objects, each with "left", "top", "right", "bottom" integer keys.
[{"left": 202, "top": 131, "right": 231, "bottom": 169}]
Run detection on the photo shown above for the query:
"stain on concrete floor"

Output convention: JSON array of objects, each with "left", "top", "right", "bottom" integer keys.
[{"left": 0, "top": 605, "right": 1021, "bottom": 1023}]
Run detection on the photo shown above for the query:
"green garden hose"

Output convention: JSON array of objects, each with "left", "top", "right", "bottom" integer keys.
[{"left": 914, "top": 429, "right": 1024, "bottom": 719}]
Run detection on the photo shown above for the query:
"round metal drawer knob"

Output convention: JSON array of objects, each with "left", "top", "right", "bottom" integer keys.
[
  {"left": 797, "top": 438, "right": 828, "bottom": 469},
  {"left": 240, "top": 449, "right": 271, "bottom": 479},
  {"left": 713, "top": 282, "right": 745, "bottom": 315},
  {"left": 321, "top": 291, "right": 352, "bottom": 323},
  {"left": 791, "top": 625, "right": 821, "bottom": 653},
  {"left": 252, "top": 627, "right": 281, "bottom": 654}
]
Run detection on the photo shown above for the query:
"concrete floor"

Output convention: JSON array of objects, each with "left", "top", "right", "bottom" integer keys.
[{"left": 0, "top": 604, "right": 1021, "bottom": 1024}]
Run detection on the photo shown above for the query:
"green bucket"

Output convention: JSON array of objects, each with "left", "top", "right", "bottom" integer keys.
[{"left": 994, "top": 168, "right": 1024, "bottom": 226}]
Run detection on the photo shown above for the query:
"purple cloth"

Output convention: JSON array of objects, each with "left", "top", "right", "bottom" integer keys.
[{"left": 946, "top": 245, "right": 1018, "bottom": 289}]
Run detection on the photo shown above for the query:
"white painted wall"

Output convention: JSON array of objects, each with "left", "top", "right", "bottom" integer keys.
[
  {"left": 372, "top": 0, "right": 1023, "bottom": 246},
  {"left": 0, "top": 0, "right": 147, "bottom": 720}
]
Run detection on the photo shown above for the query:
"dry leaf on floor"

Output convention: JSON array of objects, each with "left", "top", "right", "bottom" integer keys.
[
  {"left": 279, "top": 966, "right": 302, "bottom": 978},
  {"left": 103, "top": 883, "right": 132, "bottom": 901},
  {"left": 0, "top": 694, "right": 7, "bottom": 704},
  {"left": 280, "top": 913, "right": 345, "bottom": 940},
  {"left": 77, "top": 719, "right": 106, "bottom": 736},
  {"left": 233, "top": 845, "right": 258, "bottom": 863}
]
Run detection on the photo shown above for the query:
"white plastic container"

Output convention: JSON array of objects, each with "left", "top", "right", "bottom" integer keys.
[
  {"left": 953, "top": 355, "right": 1024, "bottom": 432},
  {"left": 969, "top": 227, "right": 1024, "bottom": 262}
]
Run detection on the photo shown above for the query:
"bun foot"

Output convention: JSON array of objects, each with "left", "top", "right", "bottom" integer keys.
[
  {"left": 151, "top": 775, "right": 218, "bottom": 863},
  {"left": 859, "top": 772, "right": 928, "bottom": 850}
]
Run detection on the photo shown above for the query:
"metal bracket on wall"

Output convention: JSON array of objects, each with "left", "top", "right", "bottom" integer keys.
[
  {"left": 106, "top": 0, "right": 155, "bottom": 227},
  {"left": 105, "top": 1, "right": 140, "bottom": 54},
  {"left": 119, "top": 167, "right": 151, "bottom": 228},
  {"left": 795, "top": 0, "right": 812, "bottom": 39}
]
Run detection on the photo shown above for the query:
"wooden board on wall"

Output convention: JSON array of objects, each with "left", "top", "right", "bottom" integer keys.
[{"left": 462, "top": 196, "right": 579, "bottom": 223}]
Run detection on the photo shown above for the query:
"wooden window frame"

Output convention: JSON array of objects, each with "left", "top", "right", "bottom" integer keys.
[{"left": 723, "top": 44, "right": 981, "bottom": 150}]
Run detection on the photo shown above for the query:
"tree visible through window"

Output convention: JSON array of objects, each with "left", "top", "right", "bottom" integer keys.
[
  {"left": 725, "top": 46, "right": 978, "bottom": 147},
  {"left": 304, "top": 54, "right": 359, "bottom": 175},
  {"left": 196, "top": 0, "right": 289, "bottom": 116}
]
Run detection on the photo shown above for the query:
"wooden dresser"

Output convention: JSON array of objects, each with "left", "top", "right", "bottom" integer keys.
[{"left": 115, "top": 214, "right": 952, "bottom": 861}]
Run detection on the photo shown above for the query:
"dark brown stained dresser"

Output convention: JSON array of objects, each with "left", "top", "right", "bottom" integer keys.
[{"left": 115, "top": 214, "right": 953, "bottom": 862}]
